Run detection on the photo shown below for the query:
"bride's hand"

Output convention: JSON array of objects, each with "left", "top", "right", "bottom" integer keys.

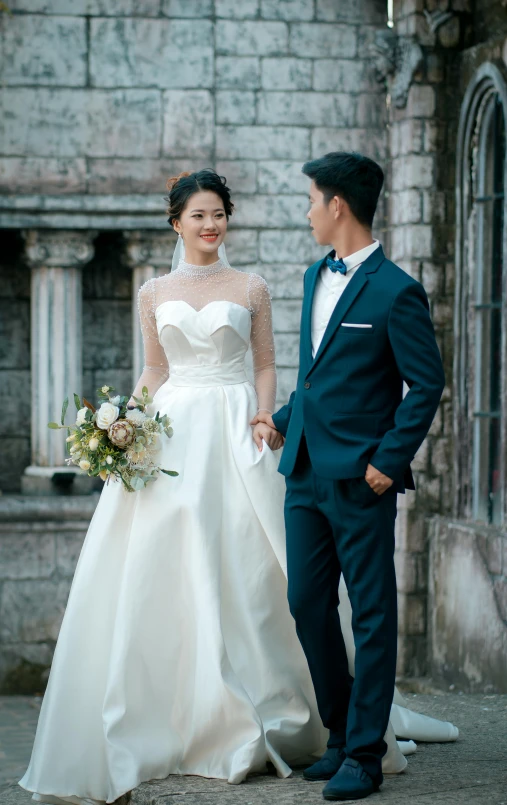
[{"left": 252, "top": 423, "right": 284, "bottom": 452}]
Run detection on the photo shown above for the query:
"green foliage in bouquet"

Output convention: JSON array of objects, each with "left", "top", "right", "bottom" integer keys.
[{"left": 48, "top": 385, "right": 178, "bottom": 492}]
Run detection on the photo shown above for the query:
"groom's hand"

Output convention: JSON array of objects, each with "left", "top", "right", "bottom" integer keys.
[
  {"left": 365, "top": 464, "right": 394, "bottom": 495},
  {"left": 250, "top": 410, "right": 276, "bottom": 430}
]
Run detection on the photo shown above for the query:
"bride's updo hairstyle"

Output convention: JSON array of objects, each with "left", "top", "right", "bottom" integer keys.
[{"left": 165, "top": 169, "right": 234, "bottom": 225}]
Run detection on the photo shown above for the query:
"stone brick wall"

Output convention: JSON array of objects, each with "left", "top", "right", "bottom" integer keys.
[
  {"left": 389, "top": 0, "right": 507, "bottom": 689},
  {"left": 0, "top": 0, "right": 388, "bottom": 483},
  {"left": 0, "top": 496, "right": 97, "bottom": 693},
  {"left": 388, "top": 0, "right": 467, "bottom": 677}
]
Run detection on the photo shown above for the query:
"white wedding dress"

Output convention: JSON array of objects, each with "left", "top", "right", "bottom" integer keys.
[{"left": 20, "top": 258, "right": 458, "bottom": 805}]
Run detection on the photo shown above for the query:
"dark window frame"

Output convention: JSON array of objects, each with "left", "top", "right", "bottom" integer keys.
[{"left": 455, "top": 64, "right": 507, "bottom": 526}]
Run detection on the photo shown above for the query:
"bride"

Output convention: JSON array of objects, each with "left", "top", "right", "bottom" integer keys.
[{"left": 19, "top": 169, "right": 457, "bottom": 805}]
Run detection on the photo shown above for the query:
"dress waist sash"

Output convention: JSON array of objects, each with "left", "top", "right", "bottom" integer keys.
[{"left": 168, "top": 363, "right": 249, "bottom": 388}]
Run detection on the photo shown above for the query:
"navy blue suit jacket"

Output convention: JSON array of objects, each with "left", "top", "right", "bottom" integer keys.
[{"left": 272, "top": 246, "right": 445, "bottom": 491}]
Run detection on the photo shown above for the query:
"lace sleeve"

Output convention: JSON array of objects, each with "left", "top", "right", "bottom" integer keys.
[
  {"left": 247, "top": 273, "right": 277, "bottom": 415},
  {"left": 131, "top": 279, "right": 169, "bottom": 400}
]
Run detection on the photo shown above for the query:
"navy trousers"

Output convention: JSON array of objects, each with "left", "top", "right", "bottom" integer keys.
[{"left": 284, "top": 436, "right": 398, "bottom": 783}]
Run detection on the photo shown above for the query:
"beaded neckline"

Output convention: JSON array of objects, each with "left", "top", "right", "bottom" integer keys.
[{"left": 174, "top": 258, "right": 225, "bottom": 278}]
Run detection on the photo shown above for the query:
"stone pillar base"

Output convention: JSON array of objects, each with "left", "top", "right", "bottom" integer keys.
[{"left": 21, "top": 466, "right": 101, "bottom": 496}]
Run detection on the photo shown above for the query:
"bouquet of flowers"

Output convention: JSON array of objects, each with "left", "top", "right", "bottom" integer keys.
[{"left": 48, "top": 385, "right": 178, "bottom": 492}]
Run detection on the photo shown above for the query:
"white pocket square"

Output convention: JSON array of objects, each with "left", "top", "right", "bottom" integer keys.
[{"left": 341, "top": 323, "right": 373, "bottom": 328}]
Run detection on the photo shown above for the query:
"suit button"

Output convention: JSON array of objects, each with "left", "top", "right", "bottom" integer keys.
[{"left": 304, "top": 382, "right": 311, "bottom": 389}]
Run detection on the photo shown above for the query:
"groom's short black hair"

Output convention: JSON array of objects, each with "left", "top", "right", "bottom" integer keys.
[{"left": 302, "top": 152, "right": 384, "bottom": 229}]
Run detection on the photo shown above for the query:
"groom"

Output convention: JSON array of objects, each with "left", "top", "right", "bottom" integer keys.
[{"left": 252, "top": 152, "right": 445, "bottom": 800}]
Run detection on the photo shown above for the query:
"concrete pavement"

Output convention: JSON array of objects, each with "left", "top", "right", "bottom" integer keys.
[{"left": 1, "top": 693, "right": 506, "bottom": 805}]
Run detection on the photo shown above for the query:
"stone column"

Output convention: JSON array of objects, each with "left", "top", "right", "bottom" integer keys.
[
  {"left": 22, "top": 231, "right": 95, "bottom": 494},
  {"left": 125, "top": 231, "right": 176, "bottom": 385}
]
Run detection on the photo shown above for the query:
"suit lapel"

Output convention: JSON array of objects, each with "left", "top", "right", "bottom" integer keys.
[
  {"left": 306, "top": 244, "right": 386, "bottom": 376},
  {"left": 301, "top": 256, "right": 326, "bottom": 366}
]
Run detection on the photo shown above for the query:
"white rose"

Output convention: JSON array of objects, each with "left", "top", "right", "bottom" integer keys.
[
  {"left": 66, "top": 434, "right": 76, "bottom": 442},
  {"left": 96, "top": 402, "right": 120, "bottom": 430},
  {"left": 110, "top": 395, "right": 121, "bottom": 406},
  {"left": 89, "top": 437, "right": 99, "bottom": 451},
  {"left": 106, "top": 455, "right": 113, "bottom": 465},
  {"left": 79, "top": 459, "right": 90, "bottom": 471},
  {"left": 76, "top": 407, "right": 88, "bottom": 426},
  {"left": 70, "top": 444, "right": 80, "bottom": 454}
]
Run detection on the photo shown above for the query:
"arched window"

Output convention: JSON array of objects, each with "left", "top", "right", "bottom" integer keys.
[{"left": 455, "top": 65, "right": 507, "bottom": 526}]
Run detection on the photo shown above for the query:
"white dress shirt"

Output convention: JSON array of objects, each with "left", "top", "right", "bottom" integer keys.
[{"left": 311, "top": 240, "right": 380, "bottom": 358}]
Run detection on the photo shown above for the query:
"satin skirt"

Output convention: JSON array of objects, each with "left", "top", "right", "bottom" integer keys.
[{"left": 19, "top": 377, "right": 457, "bottom": 805}]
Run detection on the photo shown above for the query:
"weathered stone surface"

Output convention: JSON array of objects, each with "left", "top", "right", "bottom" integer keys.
[
  {"left": 0, "top": 372, "right": 31, "bottom": 438},
  {"left": 390, "top": 189, "right": 423, "bottom": 225},
  {"left": 56, "top": 531, "right": 87, "bottom": 577},
  {"left": 395, "top": 550, "right": 418, "bottom": 594},
  {"left": 0, "top": 531, "right": 55, "bottom": 580},
  {"left": 215, "top": 0, "right": 260, "bottom": 18},
  {"left": 90, "top": 19, "right": 213, "bottom": 89},
  {"left": 215, "top": 160, "right": 257, "bottom": 194},
  {"left": 0, "top": 15, "right": 86, "bottom": 87},
  {"left": 316, "top": 0, "right": 387, "bottom": 23},
  {"left": 216, "top": 20, "right": 289, "bottom": 55},
  {"left": 83, "top": 300, "right": 132, "bottom": 370},
  {"left": 162, "top": 90, "right": 213, "bottom": 159},
  {"left": 87, "top": 158, "right": 201, "bottom": 194},
  {"left": 276, "top": 366, "right": 299, "bottom": 401},
  {"left": 0, "top": 302, "right": 30, "bottom": 369},
  {"left": 290, "top": 23, "right": 357, "bottom": 58},
  {"left": 311, "top": 127, "right": 386, "bottom": 160},
  {"left": 246, "top": 262, "right": 306, "bottom": 297},
  {"left": 261, "top": 57, "right": 312, "bottom": 89},
  {"left": 271, "top": 298, "right": 303, "bottom": 332},
  {"left": 0, "top": 158, "right": 87, "bottom": 194},
  {"left": 0, "top": 89, "right": 87, "bottom": 157},
  {"left": 392, "top": 156, "right": 434, "bottom": 191},
  {"left": 260, "top": 229, "right": 325, "bottom": 264},
  {"left": 429, "top": 518, "right": 507, "bottom": 692},
  {"left": 274, "top": 332, "right": 300, "bottom": 366},
  {"left": 398, "top": 592, "right": 426, "bottom": 636},
  {"left": 355, "top": 93, "right": 387, "bottom": 128},
  {"left": 216, "top": 91, "right": 256, "bottom": 125},
  {"left": 9, "top": 0, "right": 161, "bottom": 13},
  {"left": 261, "top": 0, "right": 314, "bottom": 21},
  {"left": 313, "top": 59, "right": 377, "bottom": 93},
  {"left": 0, "top": 579, "right": 70, "bottom": 643},
  {"left": 390, "top": 119, "right": 424, "bottom": 158},
  {"left": 0, "top": 89, "right": 162, "bottom": 158},
  {"left": 161, "top": 0, "right": 213, "bottom": 16},
  {"left": 0, "top": 439, "right": 31, "bottom": 494},
  {"left": 216, "top": 126, "right": 310, "bottom": 160},
  {"left": 257, "top": 161, "right": 309, "bottom": 194},
  {"left": 258, "top": 91, "right": 354, "bottom": 126},
  {"left": 216, "top": 57, "right": 261, "bottom": 89},
  {"left": 233, "top": 194, "right": 308, "bottom": 228},
  {"left": 223, "top": 230, "right": 258, "bottom": 265},
  {"left": 406, "top": 84, "right": 436, "bottom": 118}
]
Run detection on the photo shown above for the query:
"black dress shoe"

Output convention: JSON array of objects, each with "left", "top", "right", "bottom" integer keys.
[
  {"left": 303, "top": 747, "right": 345, "bottom": 781},
  {"left": 322, "top": 758, "right": 380, "bottom": 800}
]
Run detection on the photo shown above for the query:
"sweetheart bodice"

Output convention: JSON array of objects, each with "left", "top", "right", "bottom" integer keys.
[{"left": 155, "top": 300, "right": 252, "bottom": 385}]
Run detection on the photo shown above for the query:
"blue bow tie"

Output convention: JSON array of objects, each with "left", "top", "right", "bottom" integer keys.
[{"left": 326, "top": 255, "right": 347, "bottom": 275}]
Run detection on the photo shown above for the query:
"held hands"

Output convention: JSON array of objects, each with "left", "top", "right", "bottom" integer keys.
[
  {"left": 365, "top": 463, "right": 394, "bottom": 495},
  {"left": 250, "top": 410, "right": 284, "bottom": 453}
]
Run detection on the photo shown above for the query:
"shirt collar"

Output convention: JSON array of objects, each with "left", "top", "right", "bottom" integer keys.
[{"left": 332, "top": 239, "right": 380, "bottom": 273}]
